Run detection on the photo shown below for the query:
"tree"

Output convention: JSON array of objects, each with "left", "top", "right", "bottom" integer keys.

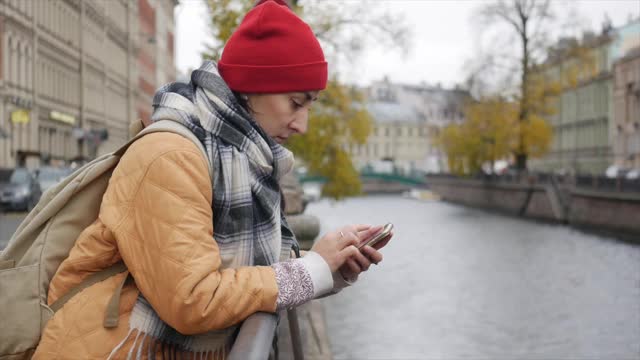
[
  {"left": 203, "top": 0, "right": 253, "bottom": 62},
  {"left": 449, "top": 1, "right": 598, "bottom": 174},
  {"left": 467, "top": 97, "right": 520, "bottom": 173},
  {"left": 436, "top": 97, "right": 520, "bottom": 175},
  {"left": 436, "top": 124, "right": 467, "bottom": 175},
  {"left": 203, "top": 0, "right": 409, "bottom": 199},
  {"left": 474, "top": 0, "right": 557, "bottom": 171},
  {"left": 441, "top": 47, "right": 592, "bottom": 175}
]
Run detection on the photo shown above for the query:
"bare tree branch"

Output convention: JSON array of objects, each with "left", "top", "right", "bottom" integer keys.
[
  {"left": 471, "top": 0, "right": 557, "bottom": 170},
  {"left": 302, "top": 0, "right": 411, "bottom": 62}
]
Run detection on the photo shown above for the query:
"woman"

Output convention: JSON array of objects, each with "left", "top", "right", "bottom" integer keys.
[{"left": 34, "top": 0, "right": 391, "bottom": 358}]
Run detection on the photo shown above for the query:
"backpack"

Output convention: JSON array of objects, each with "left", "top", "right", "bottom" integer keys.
[{"left": 0, "top": 120, "right": 212, "bottom": 360}]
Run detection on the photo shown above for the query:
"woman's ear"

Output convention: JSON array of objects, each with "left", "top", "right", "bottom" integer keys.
[{"left": 240, "top": 93, "right": 256, "bottom": 115}]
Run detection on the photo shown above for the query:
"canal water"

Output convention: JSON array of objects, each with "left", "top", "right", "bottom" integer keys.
[{"left": 307, "top": 195, "right": 640, "bottom": 360}]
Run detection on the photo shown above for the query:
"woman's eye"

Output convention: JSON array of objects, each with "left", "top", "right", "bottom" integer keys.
[{"left": 291, "top": 99, "right": 303, "bottom": 109}]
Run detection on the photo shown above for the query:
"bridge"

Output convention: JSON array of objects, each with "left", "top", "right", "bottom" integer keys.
[{"left": 299, "top": 171, "right": 428, "bottom": 194}]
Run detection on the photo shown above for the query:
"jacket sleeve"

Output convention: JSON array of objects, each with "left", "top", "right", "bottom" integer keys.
[{"left": 100, "top": 133, "right": 279, "bottom": 335}]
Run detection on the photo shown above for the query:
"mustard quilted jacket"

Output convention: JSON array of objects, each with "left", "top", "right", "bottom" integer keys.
[{"left": 33, "top": 132, "right": 279, "bottom": 359}]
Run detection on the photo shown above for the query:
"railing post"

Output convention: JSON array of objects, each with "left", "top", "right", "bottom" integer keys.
[
  {"left": 288, "top": 308, "right": 305, "bottom": 360},
  {"left": 228, "top": 312, "right": 278, "bottom": 360}
]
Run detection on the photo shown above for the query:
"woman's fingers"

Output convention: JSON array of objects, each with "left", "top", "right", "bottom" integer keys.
[
  {"left": 339, "top": 224, "right": 374, "bottom": 247},
  {"left": 357, "top": 225, "right": 383, "bottom": 242},
  {"left": 361, "top": 246, "right": 383, "bottom": 264},
  {"left": 350, "top": 249, "right": 372, "bottom": 271},
  {"left": 345, "top": 225, "right": 383, "bottom": 249},
  {"left": 338, "top": 243, "right": 372, "bottom": 272},
  {"left": 331, "top": 224, "right": 391, "bottom": 273},
  {"left": 338, "top": 245, "right": 360, "bottom": 264},
  {"left": 345, "top": 258, "right": 360, "bottom": 274},
  {"left": 352, "top": 224, "right": 372, "bottom": 232},
  {"left": 338, "top": 230, "right": 359, "bottom": 249}
]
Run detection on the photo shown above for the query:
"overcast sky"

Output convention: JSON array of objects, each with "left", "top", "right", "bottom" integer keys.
[{"left": 175, "top": 0, "right": 640, "bottom": 88}]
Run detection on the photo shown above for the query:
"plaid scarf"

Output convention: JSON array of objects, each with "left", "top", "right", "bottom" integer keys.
[{"left": 109, "top": 61, "right": 297, "bottom": 358}]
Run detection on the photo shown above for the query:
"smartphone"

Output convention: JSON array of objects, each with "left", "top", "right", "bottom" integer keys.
[{"left": 358, "top": 223, "right": 393, "bottom": 249}]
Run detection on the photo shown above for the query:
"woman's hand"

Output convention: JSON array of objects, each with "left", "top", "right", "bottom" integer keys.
[
  {"left": 339, "top": 226, "right": 394, "bottom": 281},
  {"left": 311, "top": 224, "right": 373, "bottom": 273}
]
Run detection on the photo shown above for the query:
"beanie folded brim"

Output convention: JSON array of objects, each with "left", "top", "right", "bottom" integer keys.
[{"left": 218, "top": 61, "right": 328, "bottom": 93}]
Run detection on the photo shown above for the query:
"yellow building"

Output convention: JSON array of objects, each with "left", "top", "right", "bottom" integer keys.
[
  {"left": 349, "top": 78, "right": 469, "bottom": 174},
  {"left": 354, "top": 79, "right": 468, "bottom": 174},
  {"left": 350, "top": 102, "right": 432, "bottom": 174}
]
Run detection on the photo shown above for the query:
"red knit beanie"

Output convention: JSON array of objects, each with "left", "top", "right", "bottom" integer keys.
[{"left": 218, "top": 0, "right": 328, "bottom": 93}]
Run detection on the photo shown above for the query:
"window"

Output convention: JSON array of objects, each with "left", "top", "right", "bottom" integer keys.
[
  {"left": 46, "top": 64, "right": 51, "bottom": 97},
  {"left": 56, "top": 1, "right": 61, "bottom": 38},
  {"left": 26, "top": 47, "right": 32, "bottom": 89},
  {"left": 9, "top": 36, "right": 16, "bottom": 84},
  {"left": 61, "top": 5, "right": 66, "bottom": 40},
  {"left": 18, "top": 42, "right": 24, "bottom": 87},
  {"left": 46, "top": 1, "right": 51, "bottom": 32},
  {"left": 61, "top": 70, "right": 66, "bottom": 101},
  {"left": 55, "top": 68, "right": 60, "bottom": 100},
  {"left": 17, "top": 42, "right": 23, "bottom": 87}
]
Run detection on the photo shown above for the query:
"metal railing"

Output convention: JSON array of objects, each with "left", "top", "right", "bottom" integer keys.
[
  {"left": 228, "top": 312, "right": 278, "bottom": 360},
  {"left": 228, "top": 308, "right": 305, "bottom": 360},
  {"left": 427, "top": 172, "right": 640, "bottom": 193}
]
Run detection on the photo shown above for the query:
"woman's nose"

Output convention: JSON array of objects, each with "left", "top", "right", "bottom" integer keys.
[{"left": 290, "top": 111, "right": 309, "bottom": 134}]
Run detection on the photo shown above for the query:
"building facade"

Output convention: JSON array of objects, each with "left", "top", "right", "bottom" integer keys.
[
  {"left": 0, "top": 0, "right": 176, "bottom": 169},
  {"left": 531, "top": 19, "right": 640, "bottom": 175},
  {"left": 355, "top": 78, "right": 468, "bottom": 173},
  {"left": 530, "top": 29, "right": 615, "bottom": 174},
  {"left": 350, "top": 101, "right": 430, "bottom": 174},
  {"left": 611, "top": 19, "right": 640, "bottom": 170},
  {"left": 137, "top": 0, "right": 175, "bottom": 126},
  {"left": 612, "top": 48, "right": 640, "bottom": 169}
]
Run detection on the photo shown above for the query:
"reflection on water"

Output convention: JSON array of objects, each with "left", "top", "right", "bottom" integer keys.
[{"left": 307, "top": 196, "right": 640, "bottom": 360}]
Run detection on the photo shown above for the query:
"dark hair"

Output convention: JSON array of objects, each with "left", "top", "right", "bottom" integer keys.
[{"left": 233, "top": 91, "right": 253, "bottom": 113}]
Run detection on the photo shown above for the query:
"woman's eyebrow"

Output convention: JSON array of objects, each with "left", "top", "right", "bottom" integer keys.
[{"left": 304, "top": 92, "right": 319, "bottom": 102}]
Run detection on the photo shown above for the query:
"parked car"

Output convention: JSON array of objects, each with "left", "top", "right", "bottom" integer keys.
[
  {"left": 626, "top": 169, "right": 640, "bottom": 180},
  {"left": 0, "top": 168, "right": 42, "bottom": 212},
  {"left": 605, "top": 165, "right": 632, "bottom": 179},
  {"left": 35, "top": 166, "right": 68, "bottom": 193}
]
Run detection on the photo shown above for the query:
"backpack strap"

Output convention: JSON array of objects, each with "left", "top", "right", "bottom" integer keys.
[
  {"left": 49, "top": 261, "right": 127, "bottom": 313},
  {"left": 50, "top": 120, "right": 213, "bottom": 324},
  {"left": 116, "top": 120, "right": 213, "bottom": 180},
  {"left": 103, "top": 268, "right": 133, "bottom": 328}
]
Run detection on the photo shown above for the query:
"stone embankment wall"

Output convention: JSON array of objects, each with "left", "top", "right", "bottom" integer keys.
[{"left": 428, "top": 177, "right": 640, "bottom": 238}]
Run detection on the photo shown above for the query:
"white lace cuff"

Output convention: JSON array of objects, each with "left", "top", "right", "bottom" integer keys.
[
  {"left": 299, "top": 251, "right": 334, "bottom": 297},
  {"left": 333, "top": 271, "right": 357, "bottom": 290},
  {"left": 272, "top": 252, "right": 332, "bottom": 310}
]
